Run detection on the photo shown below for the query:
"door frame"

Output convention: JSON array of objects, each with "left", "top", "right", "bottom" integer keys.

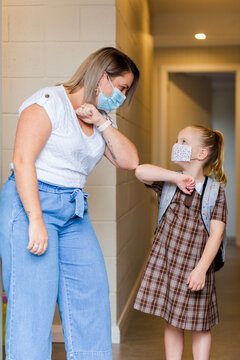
[{"left": 155, "top": 64, "right": 240, "bottom": 246}]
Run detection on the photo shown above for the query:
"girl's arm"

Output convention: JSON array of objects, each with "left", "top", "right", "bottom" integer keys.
[
  {"left": 135, "top": 164, "right": 195, "bottom": 194},
  {"left": 13, "top": 104, "right": 52, "bottom": 256},
  {"left": 187, "top": 220, "right": 225, "bottom": 291}
]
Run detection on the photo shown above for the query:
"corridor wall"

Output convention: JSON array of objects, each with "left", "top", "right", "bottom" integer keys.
[{"left": 115, "top": 0, "right": 154, "bottom": 332}]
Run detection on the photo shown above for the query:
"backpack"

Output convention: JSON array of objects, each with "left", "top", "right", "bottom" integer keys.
[{"left": 157, "top": 175, "right": 227, "bottom": 271}]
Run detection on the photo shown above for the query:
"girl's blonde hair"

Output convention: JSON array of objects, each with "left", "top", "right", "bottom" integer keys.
[
  {"left": 191, "top": 125, "right": 227, "bottom": 185},
  {"left": 60, "top": 47, "right": 139, "bottom": 105}
]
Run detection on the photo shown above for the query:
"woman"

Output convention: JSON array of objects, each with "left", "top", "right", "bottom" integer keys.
[{"left": 0, "top": 47, "right": 139, "bottom": 360}]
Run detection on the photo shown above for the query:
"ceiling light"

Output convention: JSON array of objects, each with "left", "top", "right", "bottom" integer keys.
[{"left": 195, "top": 33, "right": 206, "bottom": 40}]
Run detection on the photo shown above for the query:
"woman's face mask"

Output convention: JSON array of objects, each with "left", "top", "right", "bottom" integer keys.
[
  {"left": 97, "top": 76, "right": 126, "bottom": 112},
  {"left": 171, "top": 143, "right": 192, "bottom": 162}
]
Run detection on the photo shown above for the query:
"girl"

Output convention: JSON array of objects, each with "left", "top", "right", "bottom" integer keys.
[{"left": 134, "top": 125, "right": 227, "bottom": 360}]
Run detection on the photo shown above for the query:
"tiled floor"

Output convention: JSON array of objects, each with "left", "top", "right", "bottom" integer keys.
[
  {"left": 111, "top": 241, "right": 240, "bottom": 360},
  {"left": 52, "top": 242, "right": 240, "bottom": 360},
  {"left": 4, "top": 242, "right": 240, "bottom": 359}
]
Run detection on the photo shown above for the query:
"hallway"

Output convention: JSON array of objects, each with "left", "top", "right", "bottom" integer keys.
[
  {"left": 2, "top": 1, "right": 240, "bottom": 359},
  {"left": 52, "top": 241, "right": 240, "bottom": 360}
]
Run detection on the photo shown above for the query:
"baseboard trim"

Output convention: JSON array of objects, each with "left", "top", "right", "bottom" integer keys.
[
  {"left": 116, "top": 268, "right": 144, "bottom": 339},
  {"left": 112, "top": 325, "right": 121, "bottom": 343},
  {"left": 52, "top": 324, "right": 121, "bottom": 344},
  {"left": 52, "top": 324, "right": 64, "bottom": 343},
  {"left": 116, "top": 251, "right": 150, "bottom": 342}
]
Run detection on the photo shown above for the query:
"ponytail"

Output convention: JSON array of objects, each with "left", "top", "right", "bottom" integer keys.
[
  {"left": 192, "top": 126, "right": 227, "bottom": 185},
  {"left": 207, "top": 130, "right": 227, "bottom": 185}
]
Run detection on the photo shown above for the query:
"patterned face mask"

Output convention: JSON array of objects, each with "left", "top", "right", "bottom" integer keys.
[{"left": 171, "top": 143, "right": 192, "bottom": 162}]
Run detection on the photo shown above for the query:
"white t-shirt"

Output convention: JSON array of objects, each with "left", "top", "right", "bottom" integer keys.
[{"left": 15, "top": 85, "right": 116, "bottom": 188}]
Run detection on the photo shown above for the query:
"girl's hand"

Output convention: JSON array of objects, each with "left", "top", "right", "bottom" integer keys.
[
  {"left": 187, "top": 266, "right": 206, "bottom": 291},
  {"left": 75, "top": 104, "right": 105, "bottom": 126},
  {"left": 27, "top": 218, "right": 48, "bottom": 256},
  {"left": 176, "top": 173, "right": 195, "bottom": 195}
]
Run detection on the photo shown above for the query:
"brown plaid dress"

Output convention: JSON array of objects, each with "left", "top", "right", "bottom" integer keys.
[{"left": 134, "top": 181, "right": 227, "bottom": 331}]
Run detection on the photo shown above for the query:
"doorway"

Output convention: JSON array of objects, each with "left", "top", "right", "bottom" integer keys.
[
  {"left": 156, "top": 65, "right": 240, "bottom": 246},
  {"left": 167, "top": 71, "right": 235, "bottom": 239}
]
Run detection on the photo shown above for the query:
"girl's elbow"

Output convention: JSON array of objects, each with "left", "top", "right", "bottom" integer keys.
[{"left": 135, "top": 164, "right": 146, "bottom": 179}]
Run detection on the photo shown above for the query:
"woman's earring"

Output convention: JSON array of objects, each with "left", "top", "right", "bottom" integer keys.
[{"left": 95, "top": 86, "right": 100, "bottom": 95}]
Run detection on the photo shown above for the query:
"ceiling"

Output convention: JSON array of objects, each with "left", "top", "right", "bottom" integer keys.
[
  {"left": 149, "top": 0, "right": 240, "bottom": 14},
  {"left": 148, "top": 0, "right": 240, "bottom": 47}
]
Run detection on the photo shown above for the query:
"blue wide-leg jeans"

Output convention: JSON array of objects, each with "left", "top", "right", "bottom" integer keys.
[{"left": 0, "top": 173, "right": 112, "bottom": 360}]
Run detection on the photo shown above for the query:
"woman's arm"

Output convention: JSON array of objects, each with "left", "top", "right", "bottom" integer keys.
[
  {"left": 13, "top": 104, "right": 52, "bottom": 255},
  {"left": 76, "top": 104, "right": 139, "bottom": 170},
  {"left": 187, "top": 220, "right": 225, "bottom": 291},
  {"left": 135, "top": 164, "right": 195, "bottom": 194},
  {"left": 103, "top": 126, "right": 139, "bottom": 170}
]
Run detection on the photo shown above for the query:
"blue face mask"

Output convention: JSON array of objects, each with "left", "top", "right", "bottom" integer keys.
[{"left": 97, "top": 77, "right": 126, "bottom": 111}]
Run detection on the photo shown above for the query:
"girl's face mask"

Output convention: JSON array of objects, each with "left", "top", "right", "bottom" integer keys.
[
  {"left": 97, "top": 76, "right": 126, "bottom": 112},
  {"left": 171, "top": 143, "right": 192, "bottom": 162}
]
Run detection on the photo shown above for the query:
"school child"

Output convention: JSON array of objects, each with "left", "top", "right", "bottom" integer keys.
[{"left": 134, "top": 125, "right": 227, "bottom": 360}]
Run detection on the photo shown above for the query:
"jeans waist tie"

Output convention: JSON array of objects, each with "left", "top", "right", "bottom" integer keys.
[{"left": 70, "top": 189, "right": 89, "bottom": 218}]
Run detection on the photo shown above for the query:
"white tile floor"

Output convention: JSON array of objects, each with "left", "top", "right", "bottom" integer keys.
[{"left": 112, "top": 241, "right": 240, "bottom": 360}]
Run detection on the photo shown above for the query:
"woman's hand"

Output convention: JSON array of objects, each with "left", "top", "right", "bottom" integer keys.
[
  {"left": 175, "top": 173, "right": 195, "bottom": 195},
  {"left": 187, "top": 266, "right": 206, "bottom": 291},
  {"left": 27, "top": 218, "right": 48, "bottom": 256},
  {"left": 76, "top": 104, "right": 105, "bottom": 127}
]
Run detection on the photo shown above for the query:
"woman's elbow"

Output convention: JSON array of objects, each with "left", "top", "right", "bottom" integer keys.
[
  {"left": 130, "top": 151, "right": 140, "bottom": 169},
  {"left": 12, "top": 156, "right": 35, "bottom": 172},
  {"left": 12, "top": 155, "right": 24, "bottom": 171},
  {"left": 128, "top": 156, "right": 139, "bottom": 170},
  {"left": 118, "top": 155, "right": 139, "bottom": 170}
]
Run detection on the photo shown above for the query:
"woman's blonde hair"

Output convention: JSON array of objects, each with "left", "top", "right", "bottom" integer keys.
[
  {"left": 60, "top": 47, "right": 139, "bottom": 105},
  {"left": 192, "top": 125, "right": 227, "bottom": 185}
]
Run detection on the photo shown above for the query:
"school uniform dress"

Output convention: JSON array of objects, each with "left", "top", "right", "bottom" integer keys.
[{"left": 134, "top": 181, "right": 227, "bottom": 331}]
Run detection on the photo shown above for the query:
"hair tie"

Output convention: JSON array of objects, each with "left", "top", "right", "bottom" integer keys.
[
  {"left": 213, "top": 130, "right": 219, "bottom": 142},
  {"left": 213, "top": 130, "right": 222, "bottom": 170}
]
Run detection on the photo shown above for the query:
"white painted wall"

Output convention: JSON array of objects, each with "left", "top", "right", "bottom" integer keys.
[{"left": 211, "top": 79, "right": 236, "bottom": 238}]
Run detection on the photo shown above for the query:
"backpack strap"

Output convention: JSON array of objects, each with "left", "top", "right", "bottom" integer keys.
[
  {"left": 157, "top": 181, "right": 177, "bottom": 225},
  {"left": 201, "top": 176, "right": 226, "bottom": 272},
  {"left": 201, "top": 176, "right": 220, "bottom": 234}
]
